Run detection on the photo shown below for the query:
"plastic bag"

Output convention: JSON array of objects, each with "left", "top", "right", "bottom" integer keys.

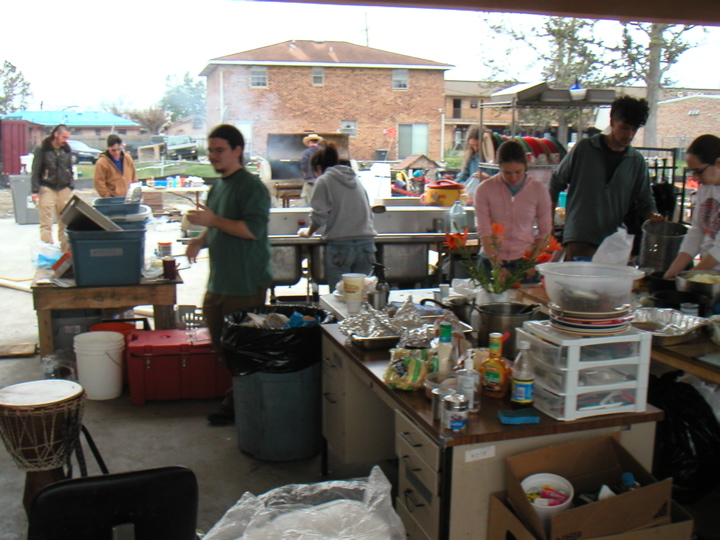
[
  {"left": 648, "top": 371, "right": 720, "bottom": 503},
  {"left": 592, "top": 227, "right": 634, "bottom": 266},
  {"left": 30, "top": 241, "right": 63, "bottom": 268},
  {"left": 203, "top": 465, "right": 405, "bottom": 540},
  {"left": 222, "top": 305, "right": 334, "bottom": 375},
  {"left": 384, "top": 348, "right": 431, "bottom": 390}
]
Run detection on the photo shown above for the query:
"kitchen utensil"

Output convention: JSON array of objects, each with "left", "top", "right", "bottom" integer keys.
[
  {"left": 476, "top": 302, "right": 540, "bottom": 359},
  {"left": 638, "top": 220, "right": 687, "bottom": 274},
  {"left": 676, "top": 269, "right": 720, "bottom": 306},
  {"left": 420, "top": 179, "right": 466, "bottom": 207},
  {"left": 420, "top": 296, "right": 478, "bottom": 325}
]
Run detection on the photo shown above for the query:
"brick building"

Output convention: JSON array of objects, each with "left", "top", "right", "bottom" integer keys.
[
  {"left": 200, "top": 40, "right": 451, "bottom": 161},
  {"left": 654, "top": 95, "right": 720, "bottom": 149}
]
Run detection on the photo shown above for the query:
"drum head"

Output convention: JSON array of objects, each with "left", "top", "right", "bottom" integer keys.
[{"left": 0, "top": 380, "right": 84, "bottom": 408}]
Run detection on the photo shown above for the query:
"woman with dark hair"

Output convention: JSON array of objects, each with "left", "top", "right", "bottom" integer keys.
[
  {"left": 664, "top": 134, "right": 720, "bottom": 279},
  {"left": 473, "top": 140, "right": 553, "bottom": 280},
  {"left": 456, "top": 126, "right": 481, "bottom": 185},
  {"left": 298, "top": 143, "right": 377, "bottom": 290}
]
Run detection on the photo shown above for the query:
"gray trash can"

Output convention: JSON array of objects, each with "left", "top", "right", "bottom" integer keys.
[
  {"left": 233, "top": 362, "right": 321, "bottom": 461},
  {"left": 10, "top": 175, "right": 39, "bottom": 225}
]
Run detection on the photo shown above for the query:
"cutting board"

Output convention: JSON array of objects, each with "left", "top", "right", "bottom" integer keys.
[{"left": 0, "top": 343, "right": 37, "bottom": 358}]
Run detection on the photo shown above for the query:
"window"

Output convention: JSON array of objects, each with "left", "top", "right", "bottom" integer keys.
[
  {"left": 398, "top": 123, "right": 428, "bottom": 159},
  {"left": 312, "top": 67, "right": 324, "bottom": 86},
  {"left": 118, "top": 129, "right": 127, "bottom": 135},
  {"left": 470, "top": 99, "right": 479, "bottom": 109},
  {"left": 250, "top": 66, "right": 268, "bottom": 87},
  {"left": 339, "top": 120, "right": 357, "bottom": 137},
  {"left": 392, "top": 69, "right": 408, "bottom": 90},
  {"left": 453, "top": 98, "right": 462, "bottom": 118},
  {"left": 95, "top": 129, "right": 101, "bottom": 136},
  {"left": 192, "top": 117, "right": 203, "bottom": 129}
]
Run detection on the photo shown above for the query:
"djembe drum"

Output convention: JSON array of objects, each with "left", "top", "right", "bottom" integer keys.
[{"left": 0, "top": 379, "right": 86, "bottom": 513}]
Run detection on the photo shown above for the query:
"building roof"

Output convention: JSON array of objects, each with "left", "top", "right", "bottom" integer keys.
[
  {"left": 201, "top": 40, "right": 452, "bottom": 75},
  {"left": 658, "top": 94, "right": 720, "bottom": 105},
  {"left": 445, "top": 80, "right": 520, "bottom": 97},
  {"left": 0, "top": 110, "right": 138, "bottom": 128}
]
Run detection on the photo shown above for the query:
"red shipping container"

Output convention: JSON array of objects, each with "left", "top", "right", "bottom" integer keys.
[{"left": 126, "top": 329, "right": 231, "bottom": 406}]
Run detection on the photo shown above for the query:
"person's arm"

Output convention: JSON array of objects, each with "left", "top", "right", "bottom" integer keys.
[
  {"left": 186, "top": 203, "right": 257, "bottom": 240},
  {"left": 30, "top": 147, "right": 43, "bottom": 202},
  {"left": 548, "top": 146, "right": 576, "bottom": 208},
  {"left": 664, "top": 252, "right": 693, "bottom": 280},
  {"left": 93, "top": 159, "right": 110, "bottom": 198},
  {"left": 185, "top": 230, "right": 208, "bottom": 263}
]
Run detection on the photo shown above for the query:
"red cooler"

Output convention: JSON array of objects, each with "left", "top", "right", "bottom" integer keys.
[{"left": 126, "top": 329, "right": 231, "bottom": 405}]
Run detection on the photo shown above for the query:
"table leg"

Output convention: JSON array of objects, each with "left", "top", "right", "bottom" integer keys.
[
  {"left": 153, "top": 305, "right": 176, "bottom": 330},
  {"left": 37, "top": 310, "right": 54, "bottom": 358}
]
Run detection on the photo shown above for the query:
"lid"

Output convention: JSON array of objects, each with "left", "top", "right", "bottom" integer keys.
[
  {"left": 426, "top": 179, "right": 463, "bottom": 190},
  {"left": 0, "top": 379, "right": 83, "bottom": 407},
  {"left": 443, "top": 393, "right": 468, "bottom": 408}
]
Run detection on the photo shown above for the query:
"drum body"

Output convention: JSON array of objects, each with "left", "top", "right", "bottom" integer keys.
[{"left": 0, "top": 380, "right": 85, "bottom": 471}]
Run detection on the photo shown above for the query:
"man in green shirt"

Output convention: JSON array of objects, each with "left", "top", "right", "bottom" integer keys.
[{"left": 186, "top": 124, "right": 272, "bottom": 424}]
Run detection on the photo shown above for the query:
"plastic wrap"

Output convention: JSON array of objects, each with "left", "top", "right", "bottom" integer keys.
[
  {"left": 203, "top": 466, "right": 405, "bottom": 540},
  {"left": 222, "top": 305, "right": 334, "bottom": 376}
]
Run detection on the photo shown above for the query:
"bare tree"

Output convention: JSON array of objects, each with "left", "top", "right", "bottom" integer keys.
[
  {"left": 125, "top": 107, "right": 168, "bottom": 135},
  {"left": 0, "top": 60, "right": 31, "bottom": 114}
]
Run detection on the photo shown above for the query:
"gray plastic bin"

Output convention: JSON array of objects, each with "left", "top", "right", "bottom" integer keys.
[
  {"left": 233, "top": 362, "right": 321, "bottom": 461},
  {"left": 10, "top": 175, "right": 39, "bottom": 225}
]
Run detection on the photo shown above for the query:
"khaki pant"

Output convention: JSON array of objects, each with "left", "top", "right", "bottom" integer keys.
[{"left": 38, "top": 186, "right": 72, "bottom": 252}]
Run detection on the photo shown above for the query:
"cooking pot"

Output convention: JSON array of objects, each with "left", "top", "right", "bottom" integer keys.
[
  {"left": 420, "top": 179, "right": 466, "bottom": 207},
  {"left": 421, "top": 296, "right": 478, "bottom": 325},
  {"left": 475, "top": 302, "right": 541, "bottom": 359},
  {"left": 645, "top": 271, "right": 676, "bottom": 294}
]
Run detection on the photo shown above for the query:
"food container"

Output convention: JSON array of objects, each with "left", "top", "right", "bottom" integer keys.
[
  {"left": 632, "top": 307, "right": 708, "bottom": 346},
  {"left": 536, "top": 262, "right": 644, "bottom": 313},
  {"left": 676, "top": 270, "right": 720, "bottom": 306},
  {"left": 423, "top": 371, "right": 458, "bottom": 399},
  {"left": 349, "top": 320, "right": 473, "bottom": 351},
  {"left": 419, "top": 179, "right": 465, "bottom": 207}
]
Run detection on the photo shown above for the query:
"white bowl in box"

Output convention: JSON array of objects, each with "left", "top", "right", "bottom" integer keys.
[{"left": 537, "top": 262, "right": 644, "bottom": 313}]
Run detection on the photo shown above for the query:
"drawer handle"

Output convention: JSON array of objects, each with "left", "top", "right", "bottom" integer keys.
[
  {"left": 401, "top": 454, "right": 422, "bottom": 473},
  {"left": 322, "top": 392, "right": 337, "bottom": 404},
  {"left": 323, "top": 356, "right": 338, "bottom": 368},
  {"left": 403, "top": 489, "right": 425, "bottom": 512},
  {"left": 399, "top": 430, "right": 423, "bottom": 448}
]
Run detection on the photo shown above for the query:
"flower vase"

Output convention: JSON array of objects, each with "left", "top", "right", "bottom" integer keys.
[{"left": 475, "top": 289, "right": 511, "bottom": 306}]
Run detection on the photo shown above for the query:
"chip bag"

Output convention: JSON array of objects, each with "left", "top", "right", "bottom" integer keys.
[{"left": 383, "top": 348, "right": 431, "bottom": 391}]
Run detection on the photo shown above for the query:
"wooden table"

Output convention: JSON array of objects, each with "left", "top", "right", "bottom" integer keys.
[
  {"left": 32, "top": 271, "right": 180, "bottom": 357},
  {"left": 651, "top": 334, "right": 720, "bottom": 385}
]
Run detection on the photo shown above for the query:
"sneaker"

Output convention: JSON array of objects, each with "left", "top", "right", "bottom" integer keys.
[{"left": 207, "top": 404, "right": 235, "bottom": 426}]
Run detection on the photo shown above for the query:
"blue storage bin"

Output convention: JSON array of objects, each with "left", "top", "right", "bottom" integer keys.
[
  {"left": 233, "top": 362, "right": 321, "bottom": 461},
  {"left": 93, "top": 197, "right": 141, "bottom": 216},
  {"left": 67, "top": 224, "right": 146, "bottom": 286}
]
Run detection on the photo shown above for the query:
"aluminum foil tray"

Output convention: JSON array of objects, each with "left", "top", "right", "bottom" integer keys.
[
  {"left": 631, "top": 307, "right": 707, "bottom": 346},
  {"left": 349, "top": 320, "right": 473, "bottom": 351}
]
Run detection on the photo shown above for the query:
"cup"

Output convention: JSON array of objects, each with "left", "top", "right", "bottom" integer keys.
[
  {"left": 162, "top": 257, "right": 178, "bottom": 280},
  {"left": 342, "top": 273, "right": 365, "bottom": 314}
]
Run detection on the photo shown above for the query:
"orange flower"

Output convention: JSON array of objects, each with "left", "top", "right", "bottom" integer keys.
[
  {"left": 491, "top": 223, "right": 505, "bottom": 237},
  {"left": 536, "top": 252, "right": 553, "bottom": 264},
  {"left": 547, "top": 236, "right": 562, "bottom": 253},
  {"left": 443, "top": 229, "right": 468, "bottom": 251},
  {"left": 523, "top": 249, "right": 533, "bottom": 260}
]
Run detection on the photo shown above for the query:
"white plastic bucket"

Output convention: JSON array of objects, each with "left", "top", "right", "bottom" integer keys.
[
  {"left": 521, "top": 472, "right": 574, "bottom": 536},
  {"left": 73, "top": 331, "right": 125, "bottom": 400}
]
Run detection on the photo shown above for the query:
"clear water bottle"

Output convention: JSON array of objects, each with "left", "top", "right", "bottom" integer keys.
[{"left": 448, "top": 200, "right": 467, "bottom": 234}]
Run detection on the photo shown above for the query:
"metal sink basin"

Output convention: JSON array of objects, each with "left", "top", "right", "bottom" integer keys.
[{"left": 269, "top": 245, "right": 303, "bottom": 286}]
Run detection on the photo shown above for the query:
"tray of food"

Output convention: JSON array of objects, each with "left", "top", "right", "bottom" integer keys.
[
  {"left": 631, "top": 307, "right": 707, "bottom": 346},
  {"left": 349, "top": 320, "right": 473, "bottom": 350}
]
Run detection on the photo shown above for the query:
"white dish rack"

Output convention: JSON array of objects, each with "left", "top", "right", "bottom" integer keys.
[{"left": 518, "top": 320, "right": 652, "bottom": 421}]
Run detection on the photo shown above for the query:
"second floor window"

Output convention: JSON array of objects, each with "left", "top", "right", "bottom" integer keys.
[
  {"left": 312, "top": 67, "right": 324, "bottom": 86},
  {"left": 250, "top": 66, "right": 268, "bottom": 87},
  {"left": 392, "top": 69, "right": 408, "bottom": 90}
]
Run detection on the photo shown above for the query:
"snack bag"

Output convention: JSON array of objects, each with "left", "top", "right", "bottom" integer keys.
[{"left": 383, "top": 348, "right": 431, "bottom": 390}]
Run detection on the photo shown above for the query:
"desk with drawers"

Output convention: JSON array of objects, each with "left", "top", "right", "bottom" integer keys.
[{"left": 320, "top": 324, "right": 663, "bottom": 540}]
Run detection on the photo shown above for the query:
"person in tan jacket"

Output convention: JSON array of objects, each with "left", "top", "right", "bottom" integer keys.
[{"left": 94, "top": 134, "right": 138, "bottom": 197}]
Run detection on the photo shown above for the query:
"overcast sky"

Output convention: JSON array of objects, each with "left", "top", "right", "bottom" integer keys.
[{"left": 3, "top": 0, "right": 719, "bottom": 112}]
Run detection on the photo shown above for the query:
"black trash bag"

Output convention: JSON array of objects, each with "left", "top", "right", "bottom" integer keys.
[
  {"left": 221, "top": 304, "right": 334, "bottom": 376},
  {"left": 648, "top": 371, "right": 720, "bottom": 503}
]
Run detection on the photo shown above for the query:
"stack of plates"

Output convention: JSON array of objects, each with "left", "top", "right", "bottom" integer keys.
[{"left": 548, "top": 303, "right": 633, "bottom": 336}]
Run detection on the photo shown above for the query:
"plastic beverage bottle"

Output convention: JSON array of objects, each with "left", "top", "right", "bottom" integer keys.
[
  {"left": 436, "top": 322, "right": 453, "bottom": 373},
  {"left": 481, "top": 332, "right": 509, "bottom": 398},
  {"left": 457, "top": 353, "right": 481, "bottom": 413},
  {"left": 619, "top": 472, "right": 642, "bottom": 492},
  {"left": 448, "top": 200, "right": 467, "bottom": 234},
  {"left": 510, "top": 341, "right": 535, "bottom": 408}
]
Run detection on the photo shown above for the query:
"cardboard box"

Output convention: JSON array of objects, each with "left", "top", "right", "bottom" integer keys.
[
  {"left": 488, "top": 492, "right": 693, "bottom": 540},
  {"left": 506, "top": 436, "right": 673, "bottom": 540}
]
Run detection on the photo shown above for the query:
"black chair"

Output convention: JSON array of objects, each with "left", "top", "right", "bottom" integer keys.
[{"left": 27, "top": 466, "right": 198, "bottom": 540}]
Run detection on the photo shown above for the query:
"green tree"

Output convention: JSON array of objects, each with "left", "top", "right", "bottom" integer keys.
[
  {"left": 160, "top": 73, "right": 206, "bottom": 122},
  {"left": 0, "top": 60, "right": 31, "bottom": 114}
]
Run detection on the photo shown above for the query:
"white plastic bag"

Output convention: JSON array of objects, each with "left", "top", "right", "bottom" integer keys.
[
  {"left": 203, "top": 466, "right": 405, "bottom": 540},
  {"left": 592, "top": 228, "right": 634, "bottom": 266}
]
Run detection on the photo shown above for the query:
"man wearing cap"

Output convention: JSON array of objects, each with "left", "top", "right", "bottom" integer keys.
[{"left": 300, "top": 133, "right": 324, "bottom": 204}]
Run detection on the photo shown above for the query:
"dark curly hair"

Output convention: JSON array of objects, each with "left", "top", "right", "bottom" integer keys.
[{"left": 610, "top": 95, "right": 650, "bottom": 128}]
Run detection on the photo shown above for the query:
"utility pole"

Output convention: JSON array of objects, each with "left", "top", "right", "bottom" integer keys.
[{"left": 365, "top": 13, "right": 370, "bottom": 46}]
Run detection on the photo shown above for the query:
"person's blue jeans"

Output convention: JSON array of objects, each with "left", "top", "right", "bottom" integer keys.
[{"left": 325, "top": 239, "right": 376, "bottom": 292}]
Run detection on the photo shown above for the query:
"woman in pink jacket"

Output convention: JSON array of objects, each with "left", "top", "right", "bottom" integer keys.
[{"left": 473, "top": 140, "right": 553, "bottom": 282}]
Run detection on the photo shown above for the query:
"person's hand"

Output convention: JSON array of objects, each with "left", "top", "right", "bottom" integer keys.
[
  {"left": 298, "top": 227, "right": 311, "bottom": 237},
  {"left": 31, "top": 193, "right": 39, "bottom": 204},
  {"left": 649, "top": 212, "right": 666, "bottom": 223},
  {"left": 186, "top": 204, "right": 217, "bottom": 227},
  {"left": 186, "top": 239, "right": 203, "bottom": 264}
]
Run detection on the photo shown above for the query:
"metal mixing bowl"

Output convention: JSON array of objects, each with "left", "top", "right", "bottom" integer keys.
[{"left": 676, "top": 270, "right": 720, "bottom": 306}]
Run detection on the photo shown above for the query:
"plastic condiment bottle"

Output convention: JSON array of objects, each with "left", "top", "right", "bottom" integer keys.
[
  {"left": 448, "top": 200, "right": 467, "bottom": 234},
  {"left": 436, "top": 322, "right": 453, "bottom": 373},
  {"left": 510, "top": 340, "right": 535, "bottom": 408},
  {"left": 481, "top": 332, "right": 510, "bottom": 398},
  {"left": 457, "top": 353, "right": 481, "bottom": 413}
]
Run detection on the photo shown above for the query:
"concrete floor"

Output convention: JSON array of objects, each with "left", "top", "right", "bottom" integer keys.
[{"left": 0, "top": 215, "right": 370, "bottom": 538}]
